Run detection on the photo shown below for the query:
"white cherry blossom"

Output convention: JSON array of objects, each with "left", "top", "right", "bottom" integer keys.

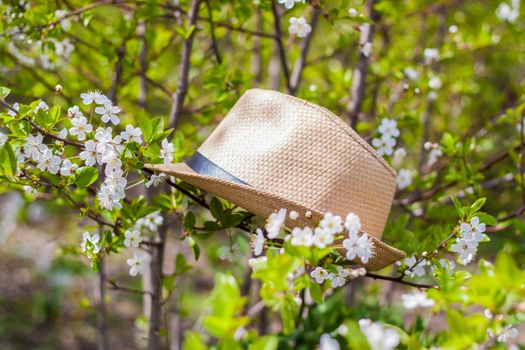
[
  {"left": 378, "top": 118, "right": 400, "bottom": 138},
  {"left": 404, "top": 67, "right": 419, "bottom": 81},
  {"left": 359, "top": 319, "right": 400, "bottom": 350},
  {"left": 69, "top": 116, "right": 93, "bottom": 141},
  {"left": 127, "top": 251, "right": 150, "bottom": 276},
  {"left": 60, "top": 159, "right": 77, "bottom": 176},
  {"left": 34, "top": 101, "right": 49, "bottom": 114},
  {"left": 348, "top": 8, "right": 358, "bottom": 17},
  {"left": 136, "top": 211, "right": 164, "bottom": 232},
  {"left": 289, "top": 210, "right": 299, "bottom": 220},
  {"left": 289, "top": 16, "right": 312, "bottom": 38},
  {"left": 392, "top": 147, "right": 406, "bottom": 167},
  {"left": 396, "top": 169, "right": 412, "bottom": 190},
  {"left": 37, "top": 149, "right": 61, "bottom": 174},
  {"left": 80, "top": 91, "right": 108, "bottom": 105},
  {"left": 278, "top": 0, "right": 302, "bottom": 9},
  {"left": 291, "top": 226, "right": 314, "bottom": 247},
  {"left": 311, "top": 266, "right": 329, "bottom": 284},
  {"left": 320, "top": 334, "right": 340, "bottom": 350},
  {"left": 372, "top": 134, "right": 396, "bottom": 156},
  {"left": 124, "top": 229, "right": 142, "bottom": 248},
  {"left": 23, "top": 185, "right": 37, "bottom": 196},
  {"left": 428, "top": 76, "right": 442, "bottom": 90},
  {"left": 328, "top": 266, "right": 349, "bottom": 288},
  {"left": 459, "top": 216, "right": 486, "bottom": 243},
  {"left": 423, "top": 48, "right": 440, "bottom": 64},
  {"left": 265, "top": 208, "right": 286, "bottom": 239},
  {"left": 119, "top": 124, "right": 143, "bottom": 144},
  {"left": 81, "top": 231, "right": 100, "bottom": 254},
  {"left": 497, "top": 325, "right": 519, "bottom": 342},
  {"left": 496, "top": 1, "right": 520, "bottom": 23},
  {"left": 401, "top": 292, "right": 435, "bottom": 309},
  {"left": 404, "top": 254, "right": 427, "bottom": 277},
  {"left": 343, "top": 231, "right": 374, "bottom": 263},
  {"left": 24, "top": 134, "right": 47, "bottom": 161},
  {"left": 67, "top": 105, "right": 82, "bottom": 118},
  {"left": 159, "top": 138, "right": 175, "bottom": 165},
  {"left": 344, "top": 212, "right": 361, "bottom": 234},
  {"left": 79, "top": 140, "right": 101, "bottom": 166},
  {"left": 145, "top": 173, "right": 166, "bottom": 188},
  {"left": 7, "top": 102, "right": 18, "bottom": 117},
  {"left": 95, "top": 100, "right": 120, "bottom": 125},
  {"left": 313, "top": 227, "right": 334, "bottom": 248},
  {"left": 252, "top": 228, "right": 265, "bottom": 256},
  {"left": 450, "top": 238, "right": 478, "bottom": 265},
  {"left": 319, "top": 212, "right": 344, "bottom": 234}
]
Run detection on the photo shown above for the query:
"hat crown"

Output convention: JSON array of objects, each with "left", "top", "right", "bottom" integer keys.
[{"left": 197, "top": 89, "right": 396, "bottom": 239}]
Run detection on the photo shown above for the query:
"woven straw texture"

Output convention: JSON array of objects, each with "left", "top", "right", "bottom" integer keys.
[{"left": 148, "top": 89, "right": 406, "bottom": 270}]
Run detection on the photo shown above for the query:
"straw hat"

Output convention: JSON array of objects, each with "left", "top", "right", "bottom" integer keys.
[{"left": 147, "top": 89, "right": 405, "bottom": 270}]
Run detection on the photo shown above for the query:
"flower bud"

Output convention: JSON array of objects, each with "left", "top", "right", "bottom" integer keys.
[{"left": 54, "top": 84, "right": 62, "bottom": 94}]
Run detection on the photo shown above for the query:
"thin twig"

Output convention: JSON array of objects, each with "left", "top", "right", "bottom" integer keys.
[
  {"left": 168, "top": 0, "right": 201, "bottom": 129},
  {"left": 205, "top": 0, "right": 222, "bottom": 64},
  {"left": 365, "top": 272, "right": 438, "bottom": 289},
  {"left": 270, "top": 0, "right": 292, "bottom": 93},
  {"left": 289, "top": 8, "right": 320, "bottom": 95},
  {"left": 108, "top": 280, "right": 154, "bottom": 296},
  {"left": 347, "top": 0, "right": 379, "bottom": 128}
]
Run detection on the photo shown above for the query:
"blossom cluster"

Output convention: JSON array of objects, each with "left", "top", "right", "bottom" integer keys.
[
  {"left": 2, "top": 88, "right": 175, "bottom": 278},
  {"left": 261, "top": 209, "right": 374, "bottom": 264},
  {"left": 450, "top": 216, "right": 486, "bottom": 265}
]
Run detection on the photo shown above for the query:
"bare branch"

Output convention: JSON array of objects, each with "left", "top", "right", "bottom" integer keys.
[
  {"left": 290, "top": 8, "right": 321, "bottom": 95},
  {"left": 168, "top": 0, "right": 201, "bottom": 130},
  {"left": 347, "top": 0, "right": 379, "bottom": 128},
  {"left": 108, "top": 280, "right": 154, "bottom": 296},
  {"left": 270, "top": 0, "right": 292, "bottom": 93},
  {"left": 365, "top": 272, "right": 438, "bottom": 289},
  {"left": 205, "top": 0, "right": 222, "bottom": 64}
]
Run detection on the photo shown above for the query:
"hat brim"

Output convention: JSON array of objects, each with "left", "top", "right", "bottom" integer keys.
[{"left": 145, "top": 163, "right": 405, "bottom": 270}]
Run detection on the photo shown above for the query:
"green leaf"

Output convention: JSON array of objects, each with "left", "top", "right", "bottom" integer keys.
[
  {"left": 0, "top": 87, "right": 11, "bottom": 99},
  {"left": 450, "top": 195, "right": 464, "bottom": 219},
  {"left": 203, "top": 220, "right": 221, "bottom": 232},
  {"left": 184, "top": 212, "right": 196, "bottom": 229},
  {"left": 183, "top": 331, "right": 208, "bottom": 350},
  {"left": 0, "top": 143, "right": 17, "bottom": 177},
  {"left": 248, "top": 336, "right": 278, "bottom": 350},
  {"left": 309, "top": 283, "right": 323, "bottom": 304},
  {"left": 75, "top": 166, "right": 99, "bottom": 188},
  {"left": 175, "top": 253, "right": 192, "bottom": 274},
  {"left": 209, "top": 197, "right": 224, "bottom": 223},
  {"left": 138, "top": 112, "right": 153, "bottom": 143},
  {"left": 48, "top": 105, "right": 61, "bottom": 127},
  {"left": 191, "top": 241, "right": 200, "bottom": 260},
  {"left": 470, "top": 197, "right": 486, "bottom": 214},
  {"left": 476, "top": 212, "right": 498, "bottom": 226},
  {"left": 223, "top": 213, "right": 244, "bottom": 228}
]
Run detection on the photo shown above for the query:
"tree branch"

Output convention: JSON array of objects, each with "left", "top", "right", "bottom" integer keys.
[
  {"left": 347, "top": 0, "right": 379, "bottom": 128},
  {"left": 168, "top": 0, "right": 201, "bottom": 130},
  {"left": 204, "top": 0, "right": 222, "bottom": 64},
  {"left": 270, "top": 0, "right": 292, "bottom": 93},
  {"left": 365, "top": 272, "right": 438, "bottom": 289},
  {"left": 289, "top": 8, "right": 321, "bottom": 95}
]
